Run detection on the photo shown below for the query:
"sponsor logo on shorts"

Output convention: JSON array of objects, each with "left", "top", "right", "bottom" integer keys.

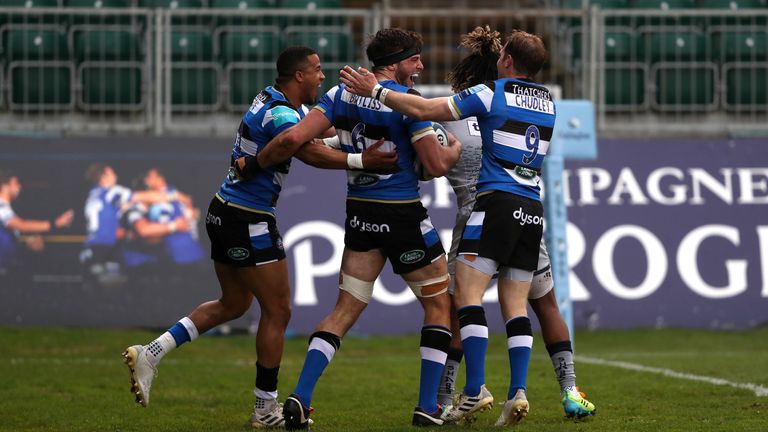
[
  {"left": 400, "top": 249, "right": 425, "bottom": 264},
  {"left": 227, "top": 247, "right": 250, "bottom": 260},
  {"left": 349, "top": 216, "right": 390, "bottom": 233},
  {"left": 206, "top": 212, "right": 222, "bottom": 226},
  {"left": 352, "top": 174, "right": 379, "bottom": 186},
  {"left": 513, "top": 207, "right": 543, "bottom": 226}
]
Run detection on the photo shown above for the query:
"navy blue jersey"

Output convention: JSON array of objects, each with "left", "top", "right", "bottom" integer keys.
[
  {"left": 448, "top": 78, "right": 555, "bottom": 201},
  {"left": 0, "top": 199, "right": 17, "bottom": 265},
  {"left": 84, "top": 184, "right": 133, "bottom": 246},
  {"left": 217, "top": 86, "right": 308, "bottom": 215},
  {"left": 315, "top": 81, "right": 435, "bottom": 203}
]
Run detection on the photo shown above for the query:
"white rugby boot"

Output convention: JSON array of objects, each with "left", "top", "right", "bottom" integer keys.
[
  {"left": 494, "top": 388, "right": 529, "bottom": 426},
  {"left": 122, "top": 345, "right": 157, "bottom": 407}
]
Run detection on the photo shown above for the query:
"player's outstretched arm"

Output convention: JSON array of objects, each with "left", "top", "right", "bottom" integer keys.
[
  {"left": 295, "top": 138, "right": 399, "bottom": 172},
  {"left": 258, "top": 110, "right": 331, "bottom": 168},
  {"left": 5, "top": 209, "right": 74, "bottom": 233},
  {"left": 339, "top": 66, "right": 455, "bottom": 122}
]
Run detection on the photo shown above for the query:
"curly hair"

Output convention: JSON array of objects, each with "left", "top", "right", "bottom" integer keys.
[{"left": 446, "top": 26, "right": 502, "bottom": 92}]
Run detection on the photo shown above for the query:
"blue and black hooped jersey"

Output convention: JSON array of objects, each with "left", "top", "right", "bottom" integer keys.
[
  {"left": 217, "top": 86, "right": 308, "bottom": 216},
  {"left": 314, "top": 81, "right": 435, "bottom": 203},
  {"left": 448, "top": 78, "right": 555, "bottom": 201},
  {"left": 146, "top": 187, "right": 205, "bottom": 265}
]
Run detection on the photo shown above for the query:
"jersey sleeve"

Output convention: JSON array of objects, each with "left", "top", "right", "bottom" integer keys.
[
  {"left": 402, "top": 88, "right": 437, "bottom": 143},
  {"left": 0, "top": 203, "right": 16, "bottom": 227},
  {"left": 447, "top": 83, "right": 494, "bottom": 120},
  {"left": 262, "top": 104, "right": 302, "bottom": 137},
  {"left": 312, "top": 85, "right": 340, "bottom": 123}
]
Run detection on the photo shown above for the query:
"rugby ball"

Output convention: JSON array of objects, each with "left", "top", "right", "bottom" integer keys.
[{"left": 414, "top": 123, "right": 449, "bottom": 181}]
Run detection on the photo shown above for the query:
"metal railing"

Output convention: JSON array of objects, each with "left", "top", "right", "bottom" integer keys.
[{"left": 0, "top": 5, "right": 765, "bottom": 136}]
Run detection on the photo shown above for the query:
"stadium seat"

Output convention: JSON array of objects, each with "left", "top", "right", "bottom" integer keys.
[
  {"left": 698, "top": 0, "right": 768, "bottom": 26},
  {"left": 78, "top": 63, "right": 143, "bottom": 109},
  {"left": 1, "top": 0, "right": 62, "bottom": 26},
  {"left": 71, "top": 27, "right": 142, "bottom": 62},
  {"left": 562, "top": 0, "right": 629, "bottom": 26},
  {"left": 283, "top": 27, "right": 352, "bottom": 62},
  {"left": 631, "top": 0, "right": 697, "bottom": 27},
  {"left": 712, "top": 30, "right": 768, "bottom": 62},
  {"left": 226, "top": 63, "right": 273, "bottom": 109},
  {"left": 209, "top": 0, "right": 278, "bottom": 26},
  {"left": 652, "top": 63, "right": 717, "bottom": 110},
  {"left": 279, "top": 0, "right": 343, "bottom": 27},
  {"left": 171, "top": 29, "right": 213, "bottom": 61},
  {"left": 723, "top": 63, "right": 768, "bottom": 110},
  {"left": 4, "top": 26, "right": 69, "bottom": 62},
  {"left": 570, "top": 27, "right": 638, "bottom": 64},
  {"left": 604, "top": 64, "right": 647, "bottom": 110},
  {"left": 642, "top": 30, "right": 706, "bottom": 62},
  {"left": 64, "top": 0, "right": 134, "bottom": 25},
  {"left": 9, "top": 62, "right": 74, "bottom": 109},
  {"left": 138, "top": 0, "right": 204, "bottom": 8},
  {"left": 217, "top": 27, "right": 281, "bottom": 64},
  {"left": 170, "top": 64, "right": 220, "bottom": 110}
]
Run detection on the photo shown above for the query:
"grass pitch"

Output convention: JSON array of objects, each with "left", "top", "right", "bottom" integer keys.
[{"left": 1, "top": 327, "right": 767, "bottom": 431}]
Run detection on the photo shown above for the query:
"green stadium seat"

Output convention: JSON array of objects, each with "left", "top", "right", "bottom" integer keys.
[
  {"left": 72, "top": 27, "right": 142, "bottom": 62},
  {"left": 138, "top": 0, "right": 204, "bottom": 8},
  {"left": 64, "top": 0, "right": 135, "bottom": 25},
  {"left": 78, "top": 63, "right": 143, "bottom": 109},
  {"left": 604, "top": 64, "right": 647, "bottom": 110},
  {"left": 653, "top": 63, "right": 717, "bottom": 110},
  {"left": 9, "top": 62, "right": 74, "bottom": 109},
  {"left": 1, "top": 0, "right": 62, "bottom": 26},
  {"left": 217, "top": 27, "right": 280, "bottom": 63},
  {"left": 698, "top": 0, "right": 768, "bottom": 26},
  {"left": 170, "top": 64, "right": 220, "bottom": 110},
  {"left": 4, "top": 26, "right": 69, "bottom": 62},
  {"left": 171, "top": 29, "right": 213, "bottom": 61},
  {"left": 631, "top": 0, "right": 697, "bottom": 27},
  {"left": 562, "top": 0, "right": 629, "bottom": 26},
  {"left": 284, "top": 27, "right": 352, "bottom": 62},
  {"left": 209, "top": 0, "right": 278, "bottom": 26},
  {"left": 643, "top": 30, "right": 706, "bottom": 62},
  {"left": 723, "top": 63, "right": 768, "bottom": 110},
  {"left": 226, "top": 63, "right": 273, "bottom": 109},
  {"left": 280, "top": 0, "right": 343, "bottom": 27},
  {"left": 712, "top": 30, "right": 768, "bottom": 62},
  {"left": 570, "top": 27, "right": 639, "bottom": 64}
]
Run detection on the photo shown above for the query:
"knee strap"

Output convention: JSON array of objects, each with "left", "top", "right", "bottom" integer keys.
[
  {"left": 407, "top": 274, "right": 450, "bottom": 298},
  {"left": 339, "top": 271, "right": 375, "bottom": 304}
]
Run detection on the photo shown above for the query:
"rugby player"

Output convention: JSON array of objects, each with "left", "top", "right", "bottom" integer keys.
[
  {"left": 435, "top": 26, "right": 595, "bottom": 421},
  {"left": 248, "top": 28, "right": 462, "bottom": 428},
  {"left": 121, "top": 46, "right": 397, "bottom": 428},
  {"left": 341, "top": 29, "right": 555, "bottom": 425}
]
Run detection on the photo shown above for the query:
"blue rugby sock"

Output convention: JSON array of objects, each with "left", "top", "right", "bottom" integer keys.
[
  {"left": 505, "top": 316, "right": 533, "bottom": 399},
  {"left": 458, "top": 305, "right": 488, "bottom": 397},
  {"left": 293, "top": 331, "right": 341, "bottom": 407},
  {"left": 418, "top": 326, "right": 452, "bottom": 413}
]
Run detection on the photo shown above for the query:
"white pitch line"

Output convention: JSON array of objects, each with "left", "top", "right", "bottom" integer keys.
[{"left": 579, "top": 355, "right": 768, "bottom": 397}]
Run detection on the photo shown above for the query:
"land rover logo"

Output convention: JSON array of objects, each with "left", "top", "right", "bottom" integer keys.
[
  {"left": 227, "top": 247, "right": 250, "bottom": 260},
  {"left": 353, "top": 174, "right": 378, "bottom": 186},
  {"left": 400, "top": 249, "right": 425, "bottom": 264},
  {"left": 514, "top": 166, "right": 537, "bottom": 179}
]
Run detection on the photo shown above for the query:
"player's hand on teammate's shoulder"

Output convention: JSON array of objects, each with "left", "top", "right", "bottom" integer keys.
[
  {"left": 360, "top": 138, "right": 399, "bottom": 174},
  {"left": 339, "top": 66, "right": 377, "bottom": 97}
]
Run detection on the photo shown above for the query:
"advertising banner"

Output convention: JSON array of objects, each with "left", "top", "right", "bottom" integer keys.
[{"left": 0, "top": 136, "right": 765, "bottom": 333}]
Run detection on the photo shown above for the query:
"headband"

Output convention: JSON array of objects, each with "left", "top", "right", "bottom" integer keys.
[{"left": 371, "top": 46, "right": 421, "bottom": 67}]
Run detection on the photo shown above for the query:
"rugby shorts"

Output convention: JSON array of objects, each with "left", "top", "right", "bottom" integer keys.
[
  {"left": 344, "top": 199, "right": 445, "bottom": 275},
  {"left": 458, "top": 191, "right": 543, "bottom": 272},
  {"left": 448, "top": 203, "right": 553, "bottom": 298},
  {"left": 205, "top": 195, "right": 285, "bottom": 267}
]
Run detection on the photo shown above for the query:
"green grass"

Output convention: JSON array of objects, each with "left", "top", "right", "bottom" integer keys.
[{"left": 1, "top": 327, "right": 767, "bottom": 431}]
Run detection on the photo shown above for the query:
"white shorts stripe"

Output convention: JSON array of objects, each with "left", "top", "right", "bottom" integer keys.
[
  {"left": 460, "top": 324, "right": 488, "bottom": 340},
  {"left": 308, "top": 338, "right": 337, "bottom": 362},
  {"left": 420, "top": 347, "right": 448, "bottom": 365},
  {"left": 420, "top": 218, "right": 435, "bottom": 235},
  {"left": 466, "top": 211, "right": 486, "bottom": 227},
  {"left": 507, "top": 335, "right": 534, "bottom": 349},
  {"left": 248, "top": 222, "right": 269, "bottom": 238}
]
